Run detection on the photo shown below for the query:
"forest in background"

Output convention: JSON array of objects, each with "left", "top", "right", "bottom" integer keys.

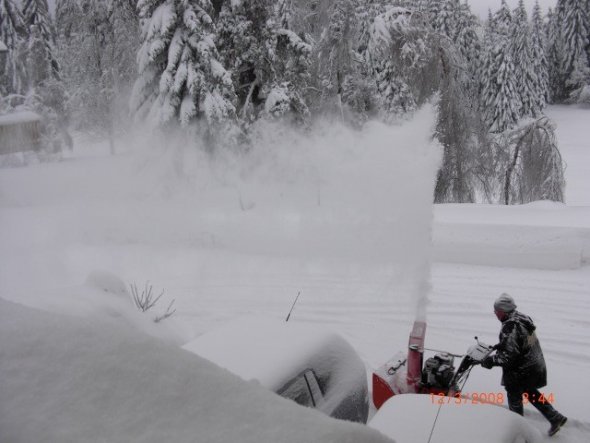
[{"left": 1, "top": 0, "right": 589, "bottom": 204}]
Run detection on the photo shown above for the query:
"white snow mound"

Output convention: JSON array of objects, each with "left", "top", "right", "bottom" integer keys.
[
  {"left": 370, "top": 394, "right": 542, "bottom": 443},
  {"left": 0, "top": 298, "right": 394, "bottom": 443}
]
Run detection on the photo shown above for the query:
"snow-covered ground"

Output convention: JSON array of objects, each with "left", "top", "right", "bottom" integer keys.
[{"left": 1, "top": 104, "right": 589, "bottom": 442}]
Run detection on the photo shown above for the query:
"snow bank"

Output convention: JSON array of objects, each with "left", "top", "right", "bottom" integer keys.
[
  {"left": 369, "top": 394, "right": 542, "bottom": 443},
  {"left": 0, "top": 298, "right": 394, "bottom": 443},
  {"left": 433, "top": 203, "right": 590, "bottom": 269}
]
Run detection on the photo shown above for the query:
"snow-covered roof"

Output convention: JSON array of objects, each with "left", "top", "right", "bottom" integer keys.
[
  {"left": 0, "top": 299, "right": 393, "bottom": 443},
  {"left": 0, "top": 111, "right": 41, "bottom": 126}
]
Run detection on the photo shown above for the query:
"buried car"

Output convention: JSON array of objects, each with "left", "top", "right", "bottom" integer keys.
[{"left": 182, "top": 317, "right": 369, "bottom": 423}]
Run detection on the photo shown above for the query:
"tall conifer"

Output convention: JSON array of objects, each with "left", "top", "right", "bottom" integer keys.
[{"left": 0, "top": 0, "right": 26, "bottom": 94}]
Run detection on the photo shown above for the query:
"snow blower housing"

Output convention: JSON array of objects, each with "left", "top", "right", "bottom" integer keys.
[{"left": 372, "top": 321, "right": 492, "bottom": 409}]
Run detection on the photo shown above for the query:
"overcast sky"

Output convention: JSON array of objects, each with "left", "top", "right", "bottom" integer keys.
[{"left": 469, "top": 0, "right": 557, "bottom": 19}]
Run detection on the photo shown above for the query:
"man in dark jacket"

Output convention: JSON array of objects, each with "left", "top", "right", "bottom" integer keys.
[{"left": 481, "top": 293, "right": 567, "bottom": 436}]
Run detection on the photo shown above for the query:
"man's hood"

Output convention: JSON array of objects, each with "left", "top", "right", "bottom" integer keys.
[{"left": 507, "top": 310, "right": 536, "bottom": 334}]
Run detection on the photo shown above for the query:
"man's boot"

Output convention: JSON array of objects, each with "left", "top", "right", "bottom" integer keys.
[{"left": 548, "top": 415, "right": 567, "bottom": 436}]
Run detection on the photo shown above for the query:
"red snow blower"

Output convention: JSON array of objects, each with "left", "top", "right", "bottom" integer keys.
[{"left": 372, "top": 321, "right": 493, "bottom": 409}]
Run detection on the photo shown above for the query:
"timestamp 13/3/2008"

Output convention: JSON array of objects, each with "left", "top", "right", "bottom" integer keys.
[{"left": 429, "top": 392, "right": 555, "bottom": 406}]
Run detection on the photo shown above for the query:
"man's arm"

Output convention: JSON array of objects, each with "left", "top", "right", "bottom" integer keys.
[{"left": 492, "top": 321, "right": 522, "bottom": 367}]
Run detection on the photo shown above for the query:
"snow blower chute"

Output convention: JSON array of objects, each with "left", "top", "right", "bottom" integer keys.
[{"left": 372, "top": 321, "right": 493, "bottom": 409}]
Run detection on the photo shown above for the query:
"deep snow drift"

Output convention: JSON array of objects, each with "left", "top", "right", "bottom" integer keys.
[
  {"left": 433, "top": 202, "right": 590, "bottom": 269},
  {"left": 370, "top": 394, "right": 543, "bottom": 443},
  {"left": 0, "top": 298, "right": 393, "bottom": 443}
]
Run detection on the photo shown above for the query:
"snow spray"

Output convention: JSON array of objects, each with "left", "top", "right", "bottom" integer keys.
[{"left": 413, "top": 261, "right": 431, "bottom": 323}]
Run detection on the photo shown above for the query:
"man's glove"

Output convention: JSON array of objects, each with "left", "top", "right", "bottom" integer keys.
[{"left": 481, "top": 356, "right": 495, "bottom": 369}]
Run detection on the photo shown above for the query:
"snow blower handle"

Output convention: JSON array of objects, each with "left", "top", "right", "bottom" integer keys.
[
  {"left": 449, "top": 337, "right": 494, "bottom": 394},
  {"left": 467, "top": 336, "right": 494, "bottom": 363}
]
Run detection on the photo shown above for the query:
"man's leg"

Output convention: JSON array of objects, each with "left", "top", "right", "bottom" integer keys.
[
  {"left": 525, "top": 389, "right": 562, "bottom": 423},
  {"left": 523, "top": 389, "right": 567, "bottom": 436},
  {"left": 506, "top": 388, "right": 524, "bottom": 416}
]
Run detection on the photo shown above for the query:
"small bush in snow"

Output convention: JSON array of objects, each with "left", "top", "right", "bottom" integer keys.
[{"left": 130, "top": 282, "right": 176, "bottom": 323}]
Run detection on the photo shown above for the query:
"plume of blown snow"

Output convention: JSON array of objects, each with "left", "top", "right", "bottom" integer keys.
[{"left": 0, "top": 105, "right": 441, "bottom": 329}]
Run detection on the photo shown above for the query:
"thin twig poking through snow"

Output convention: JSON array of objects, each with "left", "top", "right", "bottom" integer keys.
[
  {"left": 130, "top": 282, "right": 163, "bottom": 312},
  {"left": 154, "top": 299, "right": 177, "bottom": 323},
  {"left": 130, "top": 282, "right": 176, "bottom": 322}
]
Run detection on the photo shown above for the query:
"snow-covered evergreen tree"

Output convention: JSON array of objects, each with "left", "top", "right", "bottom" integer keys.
[
  {"left": 0, "top": 0, "right": 26, "bottom": 94},
  {"left": 367, "top": 6, "right": 433, "bottom": 120},
  {"left": 455, "top": 1, "right": 479, "bottom": 58},
  {"left": 353, "top": 0, "right": 389, "bottom": 54},
  {"left": 546, "top": 5, "right": 567, "bottom": 102},
  {"left": 530, "top": 0, "right": 549, "bottom": 107},
  {"left": 23, "top": 0, "right": 59, "bottom": 88},
  {"left": 315, "top": 0, "right": 356, "bottom": 110},
  {"left": 55, "top": 0, "right": 82, "bottom": 39},
  {"left": 267, "top": 0, "right": 311, "bottom": 123},
  {"left": 215, "top": 0, "right": 310, "bottom": 126},
  {"left": 587, "top": 0, "right": 590, "bottom": 71},
  {"left": 510, "top": 0, "right": 539, "bottom": 118},
  {"left": 547, "top": 0, "right": 589, "bottom": 101},
  {"left": 453, "top": 1, "right": 481, "bottom": 99},
  {"left": 19, "top": 0, "right": 72, "bottom": 152},
  {"left": 275, "top": 0, "right": 292, "bottom": 29},
  {"left": 109, "top": 0, "right": 140, "bottom": 96},
  {"left": 270, "top": 0, "right": 321, "bottom": 40},
  {"left": 131, "top": 0, "right": 235, "bottom": 129},
  {"left": 560, "top": 0, "right": 590, "bottom": 100},
  {"left": 433, "top": 0, "right": 458, "bottom": 39},
  {"left": 53, "top": 0, "right": 140, "bottom": 151},
  {"left": 53, "top": 0, "right": 83, "bottom": 145},
  {"left": 70, "top": 0, "right": 112, "bottom": 130},
  {"left": 480, "top": 0, "right": 521, "bottom": 133},
  {"left": 215, "top": 0, "right": 272, "bottom": 123},
  {"left": 422, "top": 0, "right": 442, "bottom": 20}
]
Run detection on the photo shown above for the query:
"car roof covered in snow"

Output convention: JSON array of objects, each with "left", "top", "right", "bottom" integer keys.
[
  {"left": 182, "top": 317, "right": 363, "bottom": 391},
  {"left": 369, "top": 394, "right": 542, "bottom": 443}
]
